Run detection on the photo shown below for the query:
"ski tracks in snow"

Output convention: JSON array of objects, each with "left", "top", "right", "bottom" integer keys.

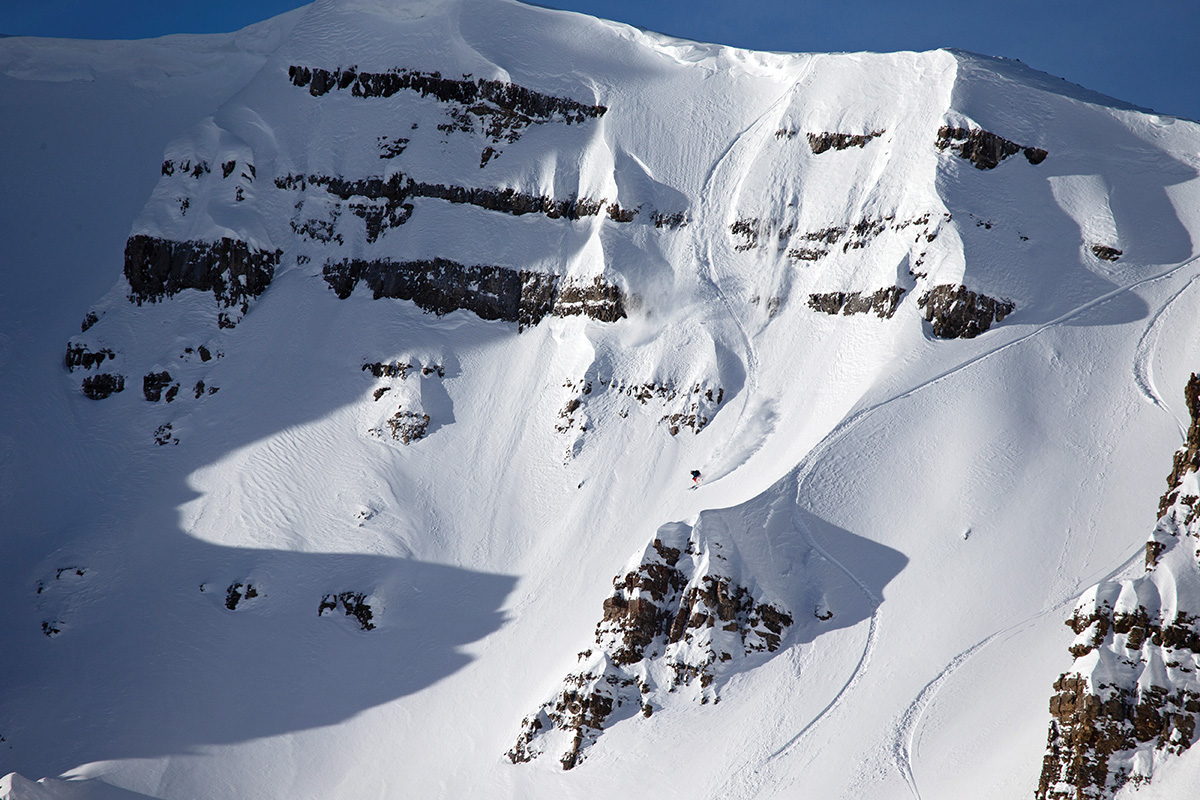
[
  {"left": 715, "top": 452, "right": 889, "bottom": 800},
  {"left": 892, "top": 540, "right": 1150, "bottom": 799},
  {"left": 716, "top": 610, "right": 881, "bottom": 800},
  {"left": 890, "top": 634, "right": 1000, "bottom": 800},
  {"left": 1133, "top": 272, "right": 1198, "bottom": 439},
  {"left": 886, "top": 255, "right": 1200, "bottom": 793},
  {"left": 854, "top": 254, "right": 1200, "bottom": 440},
  {"left": 774, "top": 506, "right": 884, "bottom": 744},
  {"left": 721, "top": 253, "right": 1200, "bottom": 799},
  {"left": 692, "top": 63, "right": 812, "bottom": 483}
]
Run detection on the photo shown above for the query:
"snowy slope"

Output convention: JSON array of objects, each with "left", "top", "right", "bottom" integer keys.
[{"left": 3, "top": 1, "right": 1200, "bottom": 798}]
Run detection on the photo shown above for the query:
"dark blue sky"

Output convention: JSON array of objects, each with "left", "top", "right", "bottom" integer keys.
[{"left": 3, "top": 0, "right": 1197, "bottom": 121}]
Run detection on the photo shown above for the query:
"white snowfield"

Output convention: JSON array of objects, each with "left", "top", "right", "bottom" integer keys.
[{"left": 2, "top": 0, "right": 1200, "bottom": 798}]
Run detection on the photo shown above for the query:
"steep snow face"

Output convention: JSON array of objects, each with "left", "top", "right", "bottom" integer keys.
[
  {"left": 4, "top": 0, "right": 1200, "bottom": 798},
  {"left": 1038, "top": 376, "right": 1200, "bottom": 799}
]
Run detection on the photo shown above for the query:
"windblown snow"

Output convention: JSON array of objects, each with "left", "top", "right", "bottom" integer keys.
[{"left": 2, "top": 0, "right": 1200, "bottom": 798}]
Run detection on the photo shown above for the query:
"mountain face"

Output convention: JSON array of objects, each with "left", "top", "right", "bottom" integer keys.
[{"left": 3, "top": 1, "right": 1200, "bottom": 798}]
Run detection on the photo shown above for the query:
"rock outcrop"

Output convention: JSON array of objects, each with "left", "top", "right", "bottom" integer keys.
[
  {"left": 318, "top": 591, "right": 376, "bottom": 631},
  {"left": 80, "top": 373, "right": 124, "bottom": 400},
  {"left": 224, "top": 582, "right": 259, "bottom": 610},
  {"left": 1037, "top": 374, "right": 1200, "bottom": 799},
  {"left": 363, "top": 361, "right": 444, "bottom": 380},
  {"left": 288, "top": 64, "right": 605, "bottom": 166},
  {"left": 508, "top": 523, "right": 792, "bottom": 770},
  {"left": 804, "top": 130, "right": 885, "bottom": 154},
  {"left": 555, "top": 376, "right": 725, "bottom": 438},
  {"left": 153, "top": 423, "right": 177, "bottom": 446},
  {"left": 374, "top": 408, "right": 431, "bottom": 444},
  {"left": 287, "top": 65, "right": 606, "bottom": 137},
  {"left": 64, "top": 344, "right": 115, "bottom": 372},
  {"left": 277, "top": 171, "right": 637, "bottom": 243},
  {"left": 1091, "top": 244, "right": 1123, "bottom": 262},
  {"left": 936, "top": 125, "right": 1048, "bottom": 169},
  {"left": 143, "top": 371, "right": 174, "bottom": 402},
  {"left": 734, "top": 212, "right": 942, "bottom": 261},
  {"left": 323, "top": 257, "right": 626, "bottom": 329},
  {"left": 808, "top": 286, "right": 906, "bottom": 319},
  {"left": 917, "top": 283, "right": 1015, "bottom": 338},
  {"left": 361, "top": 358, "right": 446, "bottom": 443},
  {"left": 123, "top": 234, "right": 280, "bottom": 311},
  {"left": 1158, "top": 375, "right": 1200, "bottom": 517}
]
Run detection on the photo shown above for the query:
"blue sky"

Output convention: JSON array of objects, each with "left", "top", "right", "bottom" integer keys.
[{"left": 2, "top": 0, "right": 1197, "bottom": 121}]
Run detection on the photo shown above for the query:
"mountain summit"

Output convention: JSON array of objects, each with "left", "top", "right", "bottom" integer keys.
[{"left": 3, "top": 1, "right": 1200, "bottom": 798}]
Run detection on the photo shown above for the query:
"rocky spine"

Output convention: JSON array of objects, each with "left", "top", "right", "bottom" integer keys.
[
  {"left": 1037, "top": 374, "right": 1200, "bottom": 799},
  {"left": 508, "top": 523, "right": 792, "bottom": 769}
]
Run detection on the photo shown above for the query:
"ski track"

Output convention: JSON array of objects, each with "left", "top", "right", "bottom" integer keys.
[
  {"left": 714, "top": 478, "right": 887, "bottom": 800},
  {"left": 716, "top": 610, "right": 880, "bottom": 800},
  {"left": 694, "top": 64, "right": 810, "bottom": 483},
  {"left": 891, "top": 633, "right": 1001, "bottom": 800},
  {"left": 897, "top": 541, "right": 1148, "bottom": 798},
  {"left": 720, "top": 252, "right": 1200, "bottom": 798},
  {"left": 1133, "top": 272, "right": 1198, "bottom": 440}
]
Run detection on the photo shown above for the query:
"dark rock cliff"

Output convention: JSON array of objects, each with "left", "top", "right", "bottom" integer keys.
[
  {"left": 81, "top": 373, "right": 125, "bottom": 400},
  {"left": 1160, "top": 375, "right": 1200, "bottom": 517},
  {"left": 805, "top": 130, "right": 885, "bottom": 154},
  {"left": 64, "top": 344, "right": 115, "bottom": 372},
  {"left": 808, "top": 286, "right": 906, "bottom": 319},
  {"left": 936, "top": 125, "right": 1048, "bottom": 170},
  {"left": 918, "top": 283, "right": 1015, "bottom": 338},
  {"left": 287, "top": 64, "right": 604, "bottom": 167},
  {"left": 508, "top": 526, "right": 792, "bottom": 770},
  {"left": 323, "top": 257, "right": 626, "bottom": 330},
  {"left": 288, "top": 65, "right": 605, "bottom": 126},
  {"left": 1037, "top": 375, "right": 1200, "bottom": 799},
  {"left": 124, "top": 235, "right": 280, "bottom": 310},
  {"left": 318, "top": 592, "right": 375, "bottom": 631},
  {"left": 278, "top": 171, "right": 636, "bottom": 244}
]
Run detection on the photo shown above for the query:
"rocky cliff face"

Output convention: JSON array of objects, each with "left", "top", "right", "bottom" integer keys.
[
  {"left": 278, "top": 171, "right": 640, "bottom": 244},
  {"left": 1158, "top": 376, "right": 1200, "bottom": 518},
  {"left": 508, "top": 522, "right": 792, "bottom": 770},
  {"left": 73, "top": 56, "right": 633, "bottom": 411},
  {"left": 918, "top": 283, "right": 1015, "bottom": 339},
  {"left": 803, "top": 129, "right": 885, "bottom": 154},
  {"left": 323, "top": 258, "right": 626, "bottom": 329},
  {"left": 808, "top": 286, "right": 906, "bottom": 319},
  {"left": 123, "top": 234, "right": 280, "bottom": 312},
  {"left": 936, "top": 125, "right": 1048, "bottom": 169},
  {"left": 1037, "top": 375, "right": 1200, "bottom": 799},
  {"left": 288, "top": 64, "right": 604, "bottom": 166}
]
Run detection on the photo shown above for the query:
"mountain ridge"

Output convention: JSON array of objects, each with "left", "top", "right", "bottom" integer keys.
[{"left": 2, "top": 1, "right": 1200, "bottom": 798}]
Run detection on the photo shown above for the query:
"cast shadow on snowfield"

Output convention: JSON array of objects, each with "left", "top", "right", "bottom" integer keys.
[
  {"left": 3, "top": 516, "right": 516, "bottom": 777},
  {"left": 0, "top": 41, "right": 531, "bottom": 789},
  {"left": 943, "top": 111, "right": 1197, "bottom": 331},
  {"left": 0, "top": 289, "right": 523, "bottom": 780},
  {"left": 418, "top": 370, "right": 457, "bottom": 437},
  {"left": 0, "top": 773, "right": 162, "bottom": 800},
  {"left": 787, "top": 509, "right": 909, "bottom": 646}
]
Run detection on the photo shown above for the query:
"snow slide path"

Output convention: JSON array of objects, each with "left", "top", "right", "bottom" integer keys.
[
  {"left": 1133, "top": 272, "right": 1200, "bottom": 440},
  {"left": 692, "top": 61, "right": 812, "bottom": 482}
]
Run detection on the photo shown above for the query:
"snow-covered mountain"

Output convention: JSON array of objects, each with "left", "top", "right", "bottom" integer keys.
[{"left": 3, "top": 1, "right": 1200, "bottom": 798}]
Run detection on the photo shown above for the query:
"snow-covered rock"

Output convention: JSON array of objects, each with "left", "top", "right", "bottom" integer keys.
[{"left": 1038, "top": 376, "right": 1200, "bottom": 799}]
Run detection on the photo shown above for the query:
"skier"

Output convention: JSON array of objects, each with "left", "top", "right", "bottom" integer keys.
[{"left": 690, "top": 470, "right": 702, "bottom": 486}]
